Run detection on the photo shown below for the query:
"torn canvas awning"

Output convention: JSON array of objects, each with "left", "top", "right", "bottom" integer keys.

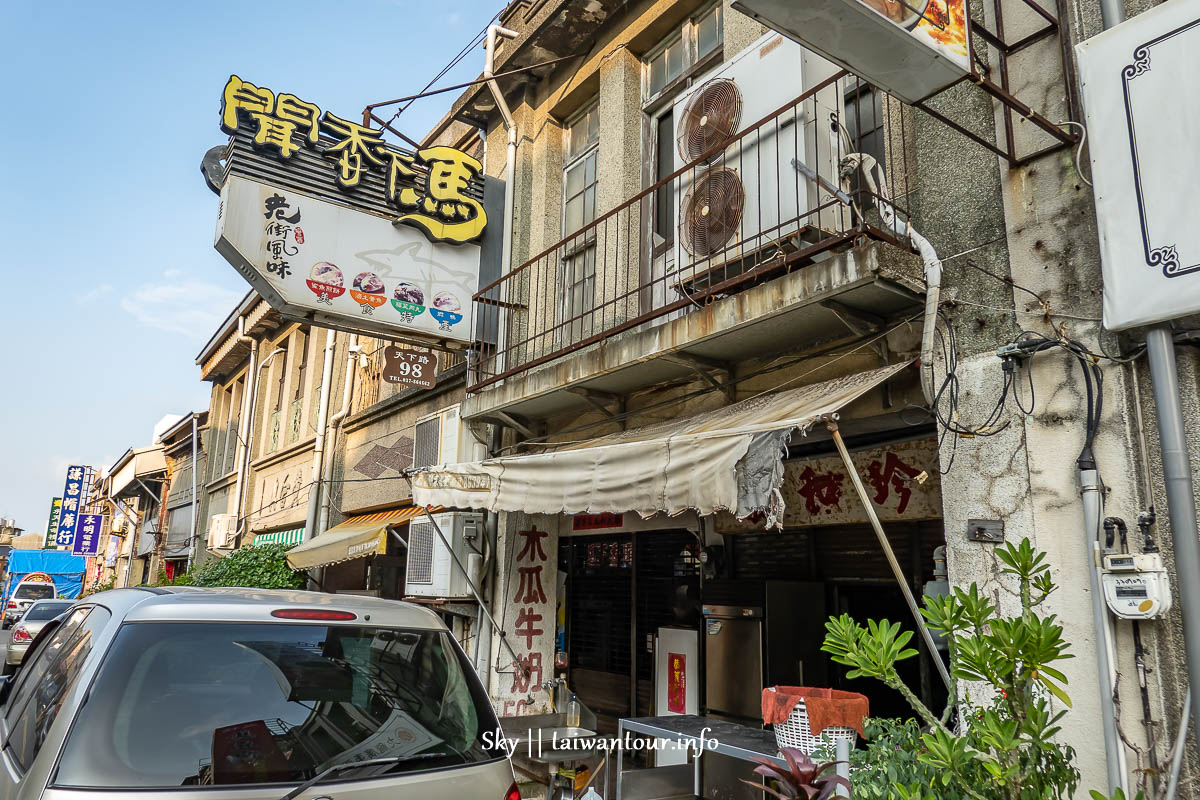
[{"left": 412, "top": 362, "right": 910, "bottom": 526}]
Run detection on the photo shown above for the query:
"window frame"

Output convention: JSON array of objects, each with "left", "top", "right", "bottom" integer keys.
[{"left": 560, "top": 101, "right": 602, "bottom": 340}]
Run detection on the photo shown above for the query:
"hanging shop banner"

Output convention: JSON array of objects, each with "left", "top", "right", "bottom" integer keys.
[
  {"left": 1076, "top": 2, "right": 1200, "bottom": 329},
  {"left": 212, "top": 77, "right": 484, "bottom": 347},
  {"left": 54, "top": 466, "right": 90, "bottom": 549},
  {"left": 72, "top": 514, "right": 105, "bottom": 558},
  {"left": 716, "top": 438, "right": 941, "bottom": 531},
  {"left": 732, "top": 0, "right": 968, "bottom": 104},
  {"left": 44, "top": 498, "right": 62, "bottom": 549},
  {"left": 382, "top": 345, "right": 438, "bottom": 390}
]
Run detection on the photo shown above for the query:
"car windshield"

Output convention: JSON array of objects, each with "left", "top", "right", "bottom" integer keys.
[
  {"left": 54, "top": 622, "right": 504, "bottom": 788},
  {"left": 22, "top": 602, "right": 72, "bottom": 621},
  {"left": 14, "top": 585, "right": 54, "bottom": 600}
]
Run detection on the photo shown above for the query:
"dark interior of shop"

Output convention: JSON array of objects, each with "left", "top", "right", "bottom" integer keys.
[{"left": 558, "top": 521, "right": 949, "bottom": 736}]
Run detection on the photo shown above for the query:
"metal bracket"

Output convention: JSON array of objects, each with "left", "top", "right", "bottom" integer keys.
[
  {"left": 913, "top": 0, "right": 1081, "bottom": 167},
  {"left": 481, "top": 410, "right": 536, "bottom": 439},
  {"left": 968, "top": 519, "right": 1006, "bottom": 543},
  {"left": 565, "top": 387, "right": 626, "bottom": 422},
  {"left": 820, "top": 299, "right": 888, "bottom": 362},
  {"left": 661, "top": 352, "right": 736, "bottom": 402}
]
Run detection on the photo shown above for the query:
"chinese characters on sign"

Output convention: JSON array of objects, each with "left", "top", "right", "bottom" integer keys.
[
  {"left": 572, "top": 513, "right": 624, "bottom": 531},
  {"left": 44, "top": 498, "right": 62, "bottom": 549},
  {"left": 717, "top": 440, "right": 941, "bottom": 531},
  {"left": 504, "top": 525, "right": 550, "bottom": 717},
  {"left": 72, "top": 514, "right": 105, "bottom": 557},
  {"left": 55, "top": 466, "right": 91, "bottom": 549},
  {"left": 382, "top": 345, "right": 438, "bottom": 390},
  {"left": 221, "top": 76, "right": 487, "bottom": 244},
  {"left": 667, "top": 652, "right": 687, "bottom": 713}
]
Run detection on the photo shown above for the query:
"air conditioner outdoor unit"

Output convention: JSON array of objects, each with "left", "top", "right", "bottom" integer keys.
[
  {"left": 412, "top": 404, "right": 486, "bottom": 469},
  {"left": 405, "top": 511, "right": 483, "bottom": 599},
  {"left": 207, "top": 513, "right": 237, "bottom": 550},
  {"left": 673, "top": 32, "right": 845, "bottom": 289}
]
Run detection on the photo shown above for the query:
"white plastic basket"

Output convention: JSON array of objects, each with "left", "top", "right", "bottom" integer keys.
[{"left": 771, "top": 695, "right": 858, "bottom": 755}]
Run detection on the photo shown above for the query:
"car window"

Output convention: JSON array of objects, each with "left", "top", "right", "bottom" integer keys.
[
  {"left": 55, "top": 622, "right": 505, "bottom": 788},
  {"left": 4, "top": 607, "right": 109, "bottom": 771},
  {"left": 14, "top": 585, "right": 55, "bottom": 601},
  {"left": 4, "top": 608, "right": 89, "bottom": 727},
  {"left": 22, "top": 603, "right": 73, "bottom": 622}
]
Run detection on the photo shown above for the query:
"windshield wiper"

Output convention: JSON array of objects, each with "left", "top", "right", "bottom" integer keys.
[{"left": 278, "top": 753, "right": 448, "bottom": 800}]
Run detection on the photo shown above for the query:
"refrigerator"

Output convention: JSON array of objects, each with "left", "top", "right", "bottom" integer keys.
[
  {"left": 701, "top": 583, "right": 825, "bottom": 800},
  {"left": 702, "top": 581, "right": 827, "bottom": 722}
]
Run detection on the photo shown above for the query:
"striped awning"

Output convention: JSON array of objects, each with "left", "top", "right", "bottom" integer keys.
[
  {"left": 286, "top": 507, "right": 435, "bottom": 570},
  {"left": 253, "top": 528, "right": 304, "bottom": 547}
]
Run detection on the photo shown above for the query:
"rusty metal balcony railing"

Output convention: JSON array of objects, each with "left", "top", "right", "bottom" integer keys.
[{"left": 470, "top": 72, "right": 913, "bottom": 392}]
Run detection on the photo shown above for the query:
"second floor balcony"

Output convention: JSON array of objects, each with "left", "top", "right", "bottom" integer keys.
[{"left": 465, "top": 72, "right": 928, "bottom": 423}]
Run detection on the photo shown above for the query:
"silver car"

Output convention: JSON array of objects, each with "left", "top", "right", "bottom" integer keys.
[
  {"left": 0, "top": 587, "right": 516, "bottom": 800},
  {"left": 4, "top": 600, "right": 74, "bottom": 671}
]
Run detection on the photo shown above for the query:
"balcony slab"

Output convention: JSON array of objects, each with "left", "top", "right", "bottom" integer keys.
[{"left": 463, "top": 240, "right": 925, "bottom": 422}]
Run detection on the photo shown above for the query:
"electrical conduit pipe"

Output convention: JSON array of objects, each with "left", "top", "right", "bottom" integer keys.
[
  {"left": 303, "top": 329, "right": 338, "bottom": 544},
  {"left": 229, "top": 318, "right": 259, "bottom": 550},
  {"left": 317, "top": 336, "right": 360, "bottom": 537}
]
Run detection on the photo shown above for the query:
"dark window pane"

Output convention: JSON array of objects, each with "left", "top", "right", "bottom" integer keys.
[
  {"left": 55, "top": 623, "right": 503, "bottom": 789},
  {"left": 21, "top": 602, "right": 73, "bottom": 621},
  {"left": 655, "top": 111, "right": 676, "bottom": 239}
]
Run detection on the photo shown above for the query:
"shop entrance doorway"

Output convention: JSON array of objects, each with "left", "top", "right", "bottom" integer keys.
[{"left": 560, "top": 530, "right": 702, "bottom": 733}]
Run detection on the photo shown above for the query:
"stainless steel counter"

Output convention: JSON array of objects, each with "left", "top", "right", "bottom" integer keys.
[{"left": 616, "top": 715, "right": 783, "bottom": 800}]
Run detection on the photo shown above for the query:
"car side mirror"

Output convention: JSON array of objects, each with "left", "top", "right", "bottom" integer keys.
[{"left": 0, "top": 676, "right": 13, "bottom": 707}]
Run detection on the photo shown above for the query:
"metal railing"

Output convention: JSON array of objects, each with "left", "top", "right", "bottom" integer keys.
[{"left": 469, "top": 72, "right": 912, "bottom": 392}]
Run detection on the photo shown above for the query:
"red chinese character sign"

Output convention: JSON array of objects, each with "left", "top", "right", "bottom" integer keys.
[
  {"left": 212, "top": 77, "right": 486, "bottom": 349},
  {"left": 717, "top": 438, "right": 942, "bottom": 531},
  {"left": 499, "top": 522, "right": 558, "bottom": 717}
]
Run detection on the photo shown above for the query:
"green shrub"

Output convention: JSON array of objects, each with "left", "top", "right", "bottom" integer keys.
[{"left": 165, "top": 543, "right": 306, "bottom": 590}]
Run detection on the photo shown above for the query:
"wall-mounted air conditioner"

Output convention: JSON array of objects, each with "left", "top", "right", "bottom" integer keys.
[
  {"left": 412, "top": 404, "right": 486, "bottom": 469},
  {"left": 207, "top": 513, "right": 237, "bottom": 550},
  {"left": 405, "top": 511, "right": 483, "bottom": 599},
  {"left": 672, "top": 33, "right": 845, "bottom": 288}
]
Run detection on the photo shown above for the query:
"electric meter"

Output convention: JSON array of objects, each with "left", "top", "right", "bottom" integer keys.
[{"left": 1100, "top": 552, "right": 1173, "bottom": 620}]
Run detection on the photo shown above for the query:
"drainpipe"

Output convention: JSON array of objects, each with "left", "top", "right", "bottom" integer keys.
[
  {"left": 230, "top": 345, "right": 286, "bottom": 549},
  {"left": 230, "top": 317, "right": 258, "bottom": 545},
  {"left": 485, "top": 25, "right": 519, "bottom": 277},
  {"left": 187, "top": 413, "right": 198, "bottom": 571},
  {"left": 837, "top": 154, "right": 942, "bottom": 405},
  {"left": 485, "top": 24, "right": 519, "bottom": 377},
  {"left": 317, "top": 335, "right": 360, "bottom": 537},
  {"left": 303, "top": 329, "right": 338, "bottom": 543}
]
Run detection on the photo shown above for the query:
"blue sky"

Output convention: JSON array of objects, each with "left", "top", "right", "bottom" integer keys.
[{"left": 0, "top": 1, "right": 501, "bottom": 534}]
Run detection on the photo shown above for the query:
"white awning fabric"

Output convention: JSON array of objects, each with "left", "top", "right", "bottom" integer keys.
[{"left": 412, "top": 363, "right": 909, "bottom": 527}]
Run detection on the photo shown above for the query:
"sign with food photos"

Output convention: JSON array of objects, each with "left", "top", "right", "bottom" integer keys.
[{"left": 216, "top": 175, "right": 478, "bottom": 346}]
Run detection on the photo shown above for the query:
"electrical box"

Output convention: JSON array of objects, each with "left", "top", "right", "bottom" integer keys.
[
  {"left": 405, "top": 512, "right": 483, "bottom": 599},
  {"left": 1101, "top": 552, "right": 1173, "bottom": 620}
]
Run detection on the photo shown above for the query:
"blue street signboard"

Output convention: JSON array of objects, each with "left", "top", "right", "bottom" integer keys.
[
  {"left": 54, "top": 466, "right": 88, "bottom": 549},
  {"left": 72, "top": 514, "right": 104, "bottom": 557}
]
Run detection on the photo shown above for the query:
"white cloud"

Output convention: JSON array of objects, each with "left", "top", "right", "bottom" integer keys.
[
  {"left": 121, "top": 276, "right": 242, "bottom": 339},
  {"left": 76, "top": 283, "right": 114, "bottom": 304}
]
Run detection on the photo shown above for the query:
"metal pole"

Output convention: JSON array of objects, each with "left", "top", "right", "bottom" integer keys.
[
  {"left": 1081, "top": 466, "right": 1125, "bottom": 795},
  {"left": 826, "top": 418, "right": 953, "bottom": 692},
  {"left": 187, "top": 414, "right": 198, "bottom": 571},
  {"left": 1165, "top": 687, "right": 1191, "bottom": 800},
  {"left": 1145, "top": 326, "right": 1200, "bottom": 753},
  {"left": 419, "top": 506, "right": 529, "bottom": 677},
  {"left": 303, "top": 329, "right": 337, "bottom": 543}
]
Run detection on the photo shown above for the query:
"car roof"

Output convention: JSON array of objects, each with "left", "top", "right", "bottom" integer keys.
[{"left": 85, "top": 587, "right": 448, "bottom": 629}]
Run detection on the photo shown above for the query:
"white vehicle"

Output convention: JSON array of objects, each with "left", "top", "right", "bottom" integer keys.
[
  {"left": 0, "top": 587, "right": 516, "bottom": 800},
  {"left": 1, "top": 579, "right": 57, "bottom": 629}
]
